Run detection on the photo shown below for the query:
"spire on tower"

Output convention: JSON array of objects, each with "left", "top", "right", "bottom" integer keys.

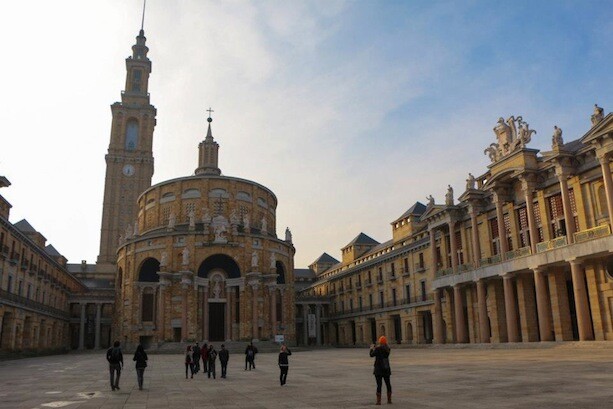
[
  {"left": 141, "top": 0, "right": 147, "bottom": 31},
  {"left": 195, "top": 107, "right": 221, "bottom": 176}
]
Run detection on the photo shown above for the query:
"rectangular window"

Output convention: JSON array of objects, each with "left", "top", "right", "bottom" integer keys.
[
  {"left": 418, "top": 253, "right": 424, "bottom": 268},
  {"left": 132, "top": 69, "right": 142, "bottom": 92},
  {"left": 390, "top": 263, "right": 395, "bottom": 277},
  {"left": 403, "top": 258, "right": 409, "bottom": 273},
  {"left": 27, "top": 284, "right": 32, "bottom": 299},
  {"left": 7, "top": 275, "right": 13, "bottom": 293},
  {"left": 421, "top": 280, "right": 427, "bottom": 301},
  {"left": 378, "top": 267, "right": 383, "bottom": 282},
  {"left": 17, "top": 280, "right": 23, "bottom": 296},
  {"left": 405, "top": 284, "right": 411, "bottom": 303},
  {"left": 379, "top": 291, "right": 384, "bottom": 307},
  {"left": 369, "top": 294, "right": 373, "bottom": 308},
  {"left": 359, "top": 296, "right": 363, "bottom": 310},
  {"left": 392, "top": 288, "right": 397, "bottom": 306}
]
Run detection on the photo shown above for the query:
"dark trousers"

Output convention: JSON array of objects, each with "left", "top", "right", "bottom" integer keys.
[
  {"left": 193, "top": 355, "right": 200, "bottom": 372},
  {"left": 375, "top": 375, "right": 392, "bottom": 394},
  {"left": 221, "top": 361, "right": 228, "bottom": 378},
  {"left": 208, "top": 361, "right": 216, "bottom": 379},
  {"left": 109, "top": 364, "right": 121, "bottom": 389},
  {"left": 185, "top": 362, "right": 194, "bottom": 378},
  {"left": 202, "top": 356, "right": 209, "bottom": 373},
  {"left": 279, "top": 366, "right": 289, "bottom": 385},
  {"left": 136, "top": 368, "right": 145, "bottom": 389},
  {"left": 246, "top": 356, "right": 255, "bottom": 370}
]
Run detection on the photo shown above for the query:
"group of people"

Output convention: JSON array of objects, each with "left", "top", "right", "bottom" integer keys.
[
  {"left": 184, "top": 342, "right": 230, "bottom": 379},
  {"left": 106, "top": 337, "right": 391, "bottom": 405}
]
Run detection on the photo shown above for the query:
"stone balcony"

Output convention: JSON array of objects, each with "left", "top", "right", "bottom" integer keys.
[{"left": 433, "top": 225, "right": 612, "bottom": 289}]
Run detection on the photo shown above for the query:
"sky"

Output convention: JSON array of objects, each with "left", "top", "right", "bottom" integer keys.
[{"left": 1, "top": 0, "right": 612, "bottom": 268}]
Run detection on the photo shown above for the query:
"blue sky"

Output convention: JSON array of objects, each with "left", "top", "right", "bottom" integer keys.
[{"left": 0, "top": 0, "right": 611, "bottom": 267}]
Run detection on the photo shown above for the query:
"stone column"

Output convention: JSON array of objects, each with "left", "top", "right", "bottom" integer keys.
[
  {"left": 429, "top": 228, "right": 437, "bottom": 271},
  {"left": 569, "top": 260, "right": 594, "bottom": 341},
  {"left": 433, "top": 289, "right": 444, "bottom": 344},
  {"left": 476, "top": 279, "right": 490, "bottom": 343},
  {"left": 158, "top": 286, "right": 166, "bottom": 341},
  {"left": 503, "top": 275, "right": 519, "bottom": 342},
  {"left": 252, "top": 284, "right": 259, "bottom": 340},
  {"left": 494, "top": 193, "right": 508, "bottom": 257},
  {"left": 279, "top": 288, "right": 285, "bottom": 327},
  {"left": 226, "top": 287, "right": 232, "bottom": 341},
  {"left": 521, "top": 178, "right": 539, "bottom": 253},
  {"left": 270, "top": 287, "right": 277, "bottom": 338},
  {"left": 302, "top": 304, "right": 309, "bottom": 346},
  {"left": 598, "top": 153, "right": 613, "bottom": 226},
  {"left": 94, "top": 303, "right": 101, "bottom": 349},
  {"left": 470, "top": 207, "right": 481, "bottom": 267},
  {"left": 316, "top": 304, "right": 322, "bottom": 345},
  {"left": 556, "top": 169, "right": 575, "bottom": 243},
  {"left": 78, "top": 303, "right": 86, "bottom": 350},
  {"left": 449, "top": 221, "right": 458, "bottom": 272},
  {"left": 203, "top": 286, "right": 209, "bottom": 342},
  {"left": 181, "top": 286, "right": 188, "bottom": 341},
  {"left": 533, "top": 267, "right": 553, "bottom": 341},
  {"left": 453, "top": 285, "right": 467, "bottom": 343}
]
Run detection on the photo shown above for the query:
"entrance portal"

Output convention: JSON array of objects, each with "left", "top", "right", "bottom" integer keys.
[{"left": 209, "top": 302, "right": 225, "bottom": 342}]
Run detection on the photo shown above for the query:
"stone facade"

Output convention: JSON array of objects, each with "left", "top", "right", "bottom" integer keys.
[
  {"left": 114, "top": 119, "right": 296, "bottom": 350},
  {"left": 300, "top": 108, "right": 613, "bottom": 346},
  {"left": 0, "top": 178, "right": 87, "bottom": 352}
]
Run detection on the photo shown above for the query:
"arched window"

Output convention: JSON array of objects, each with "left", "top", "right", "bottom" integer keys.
[
  {"left": 138, "top": 258, "right": 160, "bottom": 282},
  {"left": 125, "top": 119, "right": 139, "bottom": 151}
]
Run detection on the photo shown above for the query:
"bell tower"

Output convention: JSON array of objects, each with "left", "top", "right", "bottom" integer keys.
[{"left": 96, "top": 27, "right": 157, "bottom": 275}]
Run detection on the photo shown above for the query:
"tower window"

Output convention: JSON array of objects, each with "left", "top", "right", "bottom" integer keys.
[
  {"left": 125, "top": 119, "right": 139, "bottom": 151},
  {"left": 132, "top": 69, "right": 142, "bottom": 92}
]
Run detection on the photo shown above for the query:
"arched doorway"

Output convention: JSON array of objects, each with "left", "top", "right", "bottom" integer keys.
[{"left": 198, "top": 255, "right": 242, "bottom": 342}]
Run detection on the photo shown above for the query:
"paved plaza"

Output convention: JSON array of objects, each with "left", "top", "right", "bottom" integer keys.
[{"left": 0, "top": 344, "right": 612, "bottom": 408}]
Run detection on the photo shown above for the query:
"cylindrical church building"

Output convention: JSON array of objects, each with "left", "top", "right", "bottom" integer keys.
[{"left": 114, "top": 117, "right": 295, "bottom": 349}]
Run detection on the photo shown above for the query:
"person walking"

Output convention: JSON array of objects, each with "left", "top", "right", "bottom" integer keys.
[
  {"left": 106, "top": 340, "right": 124, "bottom": 391},
  {"left": 193, "top": 342, "right": 201, "bottom": 374},
  {"left": 278, "top": 344, "right": 292, "bottom": 386},
  {"left": 132, "top": 343, "right": 148, "bottom": 390},
  {"left": 245, "top": 342, "right": 257, "bottom": 370},
  {"left": 218, "top": 344, "right": 229, "bottom": 378},
  {"left": 201, "top": 343, "right": 209, "bottom": 375},
  {"left": 185, "top": 345, "right": 195, "bottom": 379},
  {"left": 369, "top": 336, "right": 392, "bottom": 405},
  {"left": 207, "top": 344, "right": 218, "bottom": 379}
]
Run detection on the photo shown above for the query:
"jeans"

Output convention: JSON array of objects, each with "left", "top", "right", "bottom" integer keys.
[
  {"left": 202, "top": 357, "right": 209, "bottom": 373},
  {"left": 136, "top": 368, "right": 145, "bottom": 389},
  {"left": 220, "top": 361, "right": 228, "bottom": 378},
  {"left": 375, "top": 375, "right": 392, "bottom": 394},
  {"left": 109, "top": 364, "right": 121, "bottom": 390},
  {"left": 208, "top": 361, "right": 216, "bottom": 379},
  {"left": 193, "top": 355, "right": 200, "bottom": 372},
  {"left": 279, "top": 366, "right": 289, "bottom": 385},
  {"left": 185, "top": 363, "right": 194, "bottom": 378}
]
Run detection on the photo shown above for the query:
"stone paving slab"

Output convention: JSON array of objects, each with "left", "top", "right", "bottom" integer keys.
[{"left": 0, "top": 346, "right": 612, "bottom": 408}]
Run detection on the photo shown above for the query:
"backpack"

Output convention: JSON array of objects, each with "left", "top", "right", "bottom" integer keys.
[
  {"left": 109, "top": 347, "right": 121, "bottom": 364},
  {"left": 247, "top": 349, "right": 254, "bottom": 358}
]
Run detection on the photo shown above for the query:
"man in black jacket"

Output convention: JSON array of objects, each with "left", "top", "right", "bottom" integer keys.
[
  {"left": 219, "top": 344, "right": 229, "bottom": 378},
  {"left": 106, "top": 340, "right": 124, "bottom": 391},
  {"left": 193, "top": 343, "right": 201, "bottom": 373}
]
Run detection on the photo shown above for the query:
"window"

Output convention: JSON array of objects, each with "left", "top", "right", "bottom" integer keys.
[
  {"left": 27, "top": 284, "right": 32, "bottom": 299},
  {"left": 141, "top": 292, "right": 155, "bottom": 322},
  {"left": 125, "top": 119, "right": 139, "bottom": 151},
  {"left": 517, "top": 207, "right": 530, "bottom": 248},
  {"left": 379, "top": 291, "right": 384, "bottom": 307},
  {"left": 420, "top": 280, "right": 427, "bottom": 301},
  {"left": 390, "top": 263, "right": 395, "bottom": 277},
  {"left": 369, "top": 294, "right": 373, "bottom": 308},
  {"left": 418, "top": 253, "right": 424, "bottom": 269},
  {"left": 392, "top": 288, "right": 397, "bottom": 306},
  {"left": 403, "top": 258, "right": 409, "bottom": 273},
  {"left": 17, "top": 280, "right": 23, "bottom": 296},
  {"left": 405, "top": 284, "right": 411, "bottom": 303},
  {"left": 359, "top": 296, "right": 363, "bottom": 310},
  {"left": 7, "top": 275, "right": 13, "bottom": 293},
  {"left": 490, "top": 219, "right": 500, "bottom": 255},
  {"left": 132, "top": 69, "right": 142, "bottom": 92},
  {"left": 378, "top": 267, "right": 383, "bottom": 282}
]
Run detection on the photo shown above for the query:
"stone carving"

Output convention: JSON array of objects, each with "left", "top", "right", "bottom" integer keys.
[
  {"left": 133, "top": 222, "right": 139, "bottom": 236},
  {"left": 212, "top": 215, "right": 229, "bottom": 243},
  {"left": 188, "top": 210, "right": 196, "bottom": 229},
  {"left": 168, "top": 212, "right": 176, "bottom": 229},
  {"left": 552, "top": 126, "right": 564, "bottom": 149},
  {"left": 202, "top": 209, "right": 211, "bottom": 225},
  {"left": 426, "top": 195, "right": 435, "bottom": 207},
  {"left": 230, "top": 209, "right": 239, "bottom": 225},
  {"left": 243, "top": 213, "right": 250, "bottom": 231},
  {"left": 261, "top": 217, "right": 267, "bottom": 235},
  {"left": 487, "top": 115, "right": 536, "bottom": 162},
  {"left": 182, "top": 248, "right": 189, "bottom": 266},
  {"left": 591, "top": 104, "right": 604, "bottom": 125},
  {"left": 251, "top": 251, "right": 259, "bottom": 268},
  {"left": 270, "top": 252, "right": 277, "bottom": 270},
  {"left": 125, "top": 224, "right": 132, "bottom": 239},
  {"left": 445, "top": 185, "right": 454, "bottom": 206},
  {"left": 285, "top": 227, "right": 292, "bottom": 242},
  {"left": 466, "top": 173, "right": 476, "bottom": 190},
  {"left": 160, "top": 251, "right": 168, "bottom": 267},
  {"left": 212, "top": 276, "right": 222, "bottom": 298}
]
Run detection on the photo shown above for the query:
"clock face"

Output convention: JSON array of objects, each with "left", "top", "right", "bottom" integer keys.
[{"left": 123, "top": 164, "right": 135, "bottom": 177}]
